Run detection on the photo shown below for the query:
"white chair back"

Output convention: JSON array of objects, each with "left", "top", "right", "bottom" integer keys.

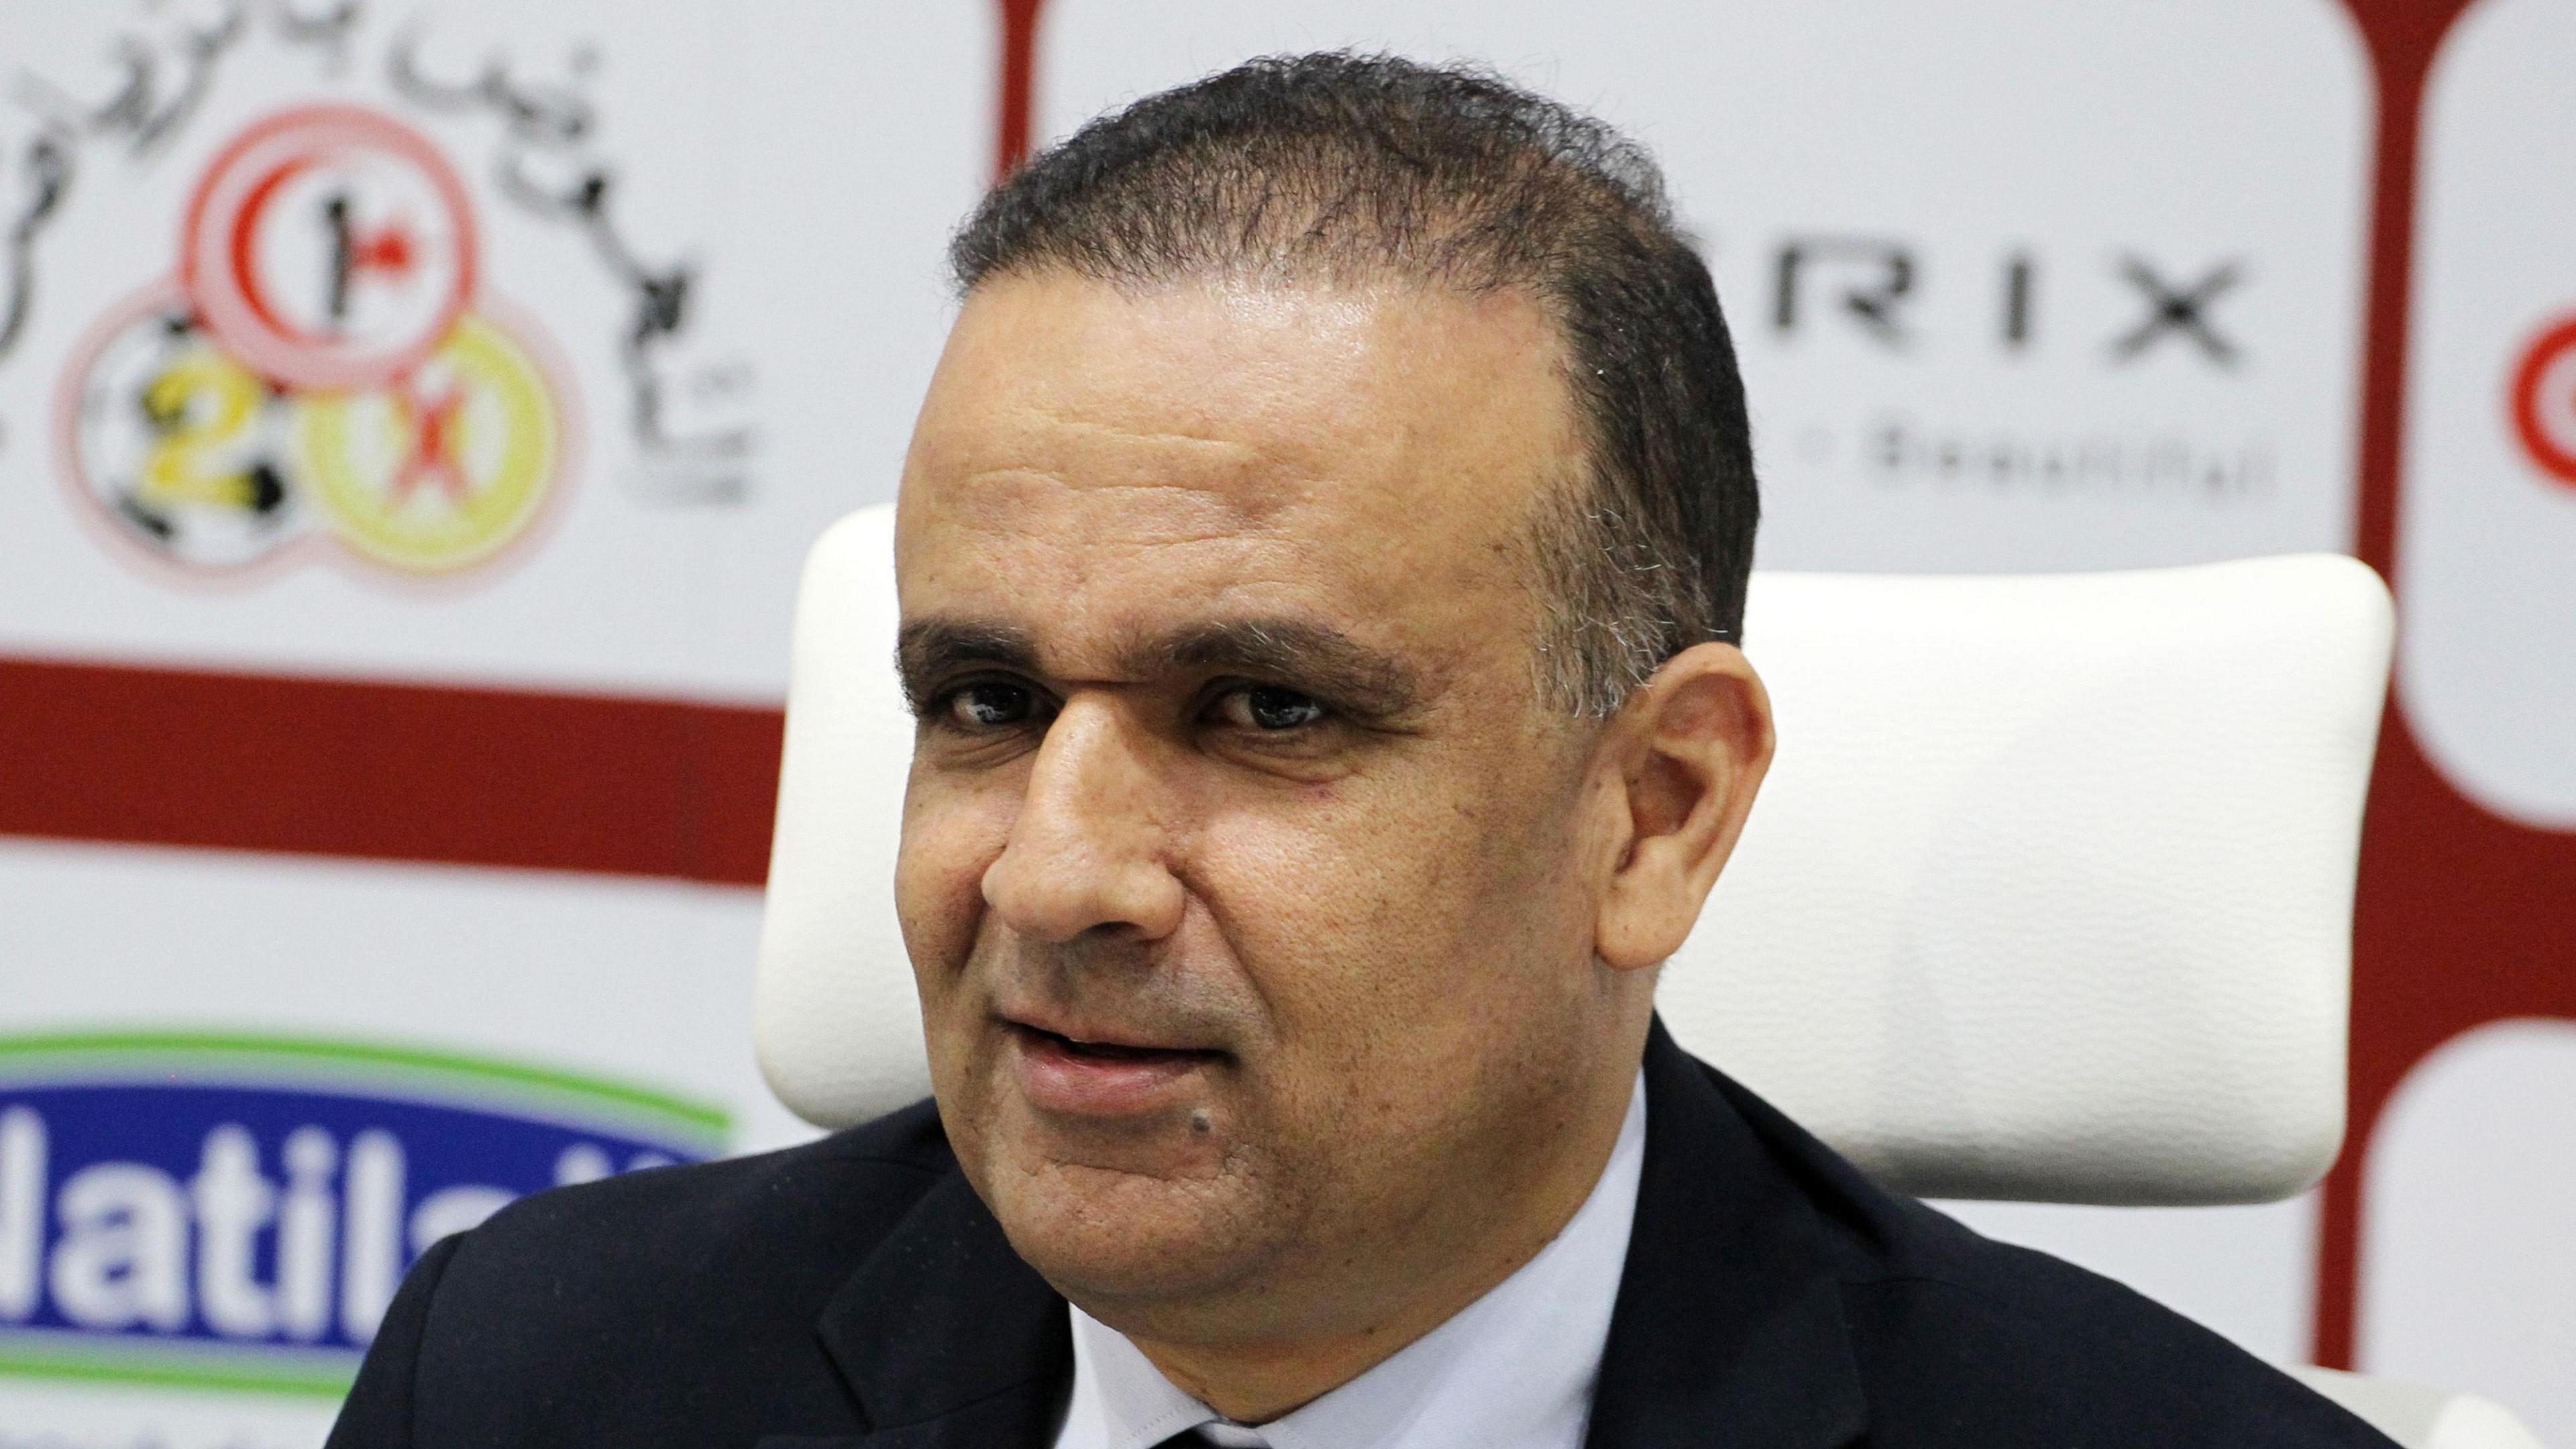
[
  {"left": 2288, "top": 1367, "right": 2546, "bottom": 1449},
  {"left": 1666, "top": 559, "right": 2390, "bottom": 1204}
]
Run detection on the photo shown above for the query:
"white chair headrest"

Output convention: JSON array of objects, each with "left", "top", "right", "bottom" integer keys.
[{"left": 753, "top": 504, "right": 2391, "bottom": 1207}]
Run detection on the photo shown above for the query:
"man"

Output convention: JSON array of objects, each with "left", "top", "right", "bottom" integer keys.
[{"left": 329, "top": 54, "right": 2392, "bottom": 1448}]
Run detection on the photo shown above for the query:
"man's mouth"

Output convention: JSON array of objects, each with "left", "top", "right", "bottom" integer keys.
[
  {"left": 1003, "top": 1020, "right": 1227, "bottom": 1116},
  {"left": 1009, "top": 1021, "right": 1223, "bottom": 1063},
  {"left": 1040, "top": 1032, "right": 1175, "bottom": 1061}
]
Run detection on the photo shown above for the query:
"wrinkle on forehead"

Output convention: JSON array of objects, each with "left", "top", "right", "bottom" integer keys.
[
  {"left": 921, "top": 402, "right": 1316, "bottom": 538},
  {"left": 936, "top": 471, "right": 1318, "bottom": 559},
  {"left": 1020, "top": 403, "right": 1275, "bottom": 463}
]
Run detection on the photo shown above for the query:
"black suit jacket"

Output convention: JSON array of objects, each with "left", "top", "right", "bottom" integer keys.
[{"left": 327, "top": 1021, "right": 2394, "bottom": 1447}]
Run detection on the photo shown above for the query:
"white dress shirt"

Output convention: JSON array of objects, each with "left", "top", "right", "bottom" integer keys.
[{"left": 1049, "top": 1071, "right": 1647, "bottom": 1449}]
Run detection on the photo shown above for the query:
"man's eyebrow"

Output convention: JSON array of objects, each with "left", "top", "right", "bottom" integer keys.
[
  {"left": 894, "top": 619, "right": 1040, "bottom": 712},
  {"left": 894, "top": 615, "right": 1426, "bottom": 720},
  {"left": 1145, "top": 619, "right": 1423, "bottom": 717}
]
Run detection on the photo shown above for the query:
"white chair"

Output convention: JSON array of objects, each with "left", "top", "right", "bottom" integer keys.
[
  {"left": 2287, "top": 1368, "right": 2544, "bottom": 1449},
  {"left": 752, "top": 503, "right": 2537, "bottom": 1448}
]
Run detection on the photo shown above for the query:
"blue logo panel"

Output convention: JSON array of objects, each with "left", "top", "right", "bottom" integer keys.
[{"left": 0, "top": 1034, "right": 729, "bottom": 1397}]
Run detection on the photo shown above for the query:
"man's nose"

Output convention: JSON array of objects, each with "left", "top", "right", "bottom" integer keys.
[{"left": 981, "top": 698, "right": 1187, "bottom": 944}]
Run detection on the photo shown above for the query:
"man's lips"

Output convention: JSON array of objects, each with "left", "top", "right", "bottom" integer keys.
[{"left": 1003, "top": 1020, "right": 1226, "bottom": 1118}]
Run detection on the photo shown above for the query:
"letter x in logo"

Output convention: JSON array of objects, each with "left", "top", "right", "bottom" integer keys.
[{"left": 2110, "top": 255, "right": 2243, "bottom": 367}]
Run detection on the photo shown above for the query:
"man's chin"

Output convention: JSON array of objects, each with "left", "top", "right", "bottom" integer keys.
[{"left": 981, "top": 1152, "right": 1277, "bottom": 1306}]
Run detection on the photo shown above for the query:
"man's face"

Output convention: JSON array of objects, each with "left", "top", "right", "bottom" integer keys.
[{"left": 892, "top": 272, "right": 1632, "bottom": 1334}]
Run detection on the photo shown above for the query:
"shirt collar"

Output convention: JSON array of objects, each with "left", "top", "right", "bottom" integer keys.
[{"left": 1060, "top": 1069, "right": 1648, "bottom": 1449}]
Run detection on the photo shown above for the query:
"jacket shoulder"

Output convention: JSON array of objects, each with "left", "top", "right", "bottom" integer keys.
[
  {"left": 1699, "top": 1061, "right": 2396, "bottom": 1448},
  {"left": 398, "top": 1099, "right": 957, "bottom": 1443},
  {"left": 1833, "top": 1256, "right": 2394, "bottom": 1447},
  {"left": 444, "top": 1095, "right": 953, "bottom": 1283}
]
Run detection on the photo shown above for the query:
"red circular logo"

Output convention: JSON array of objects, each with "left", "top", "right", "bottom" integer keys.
[
  {"left": 179, "top": 105, "right": 478, "bottom": 392},
  {"left": 2510, "top": 314, "right": 2576, "bottom": 488}
]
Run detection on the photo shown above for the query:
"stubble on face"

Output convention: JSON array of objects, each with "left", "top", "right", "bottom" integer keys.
[{"left": 891, "top": 270, "right": 1643, "bottom": 1352}]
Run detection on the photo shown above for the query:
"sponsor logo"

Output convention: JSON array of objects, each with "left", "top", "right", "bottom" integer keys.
[
  {"left": 59, "top": 105, "right": 572, "bottom": 578},
  {"left": 0, "top": 1032, "right": 725, "bottom": 1398},
  {"left": 2511, "top": 313, "right": 2576, "bottom": 488},
  {"left": 1767, "top": 239, "right": 2247, "bottom": 366},
  {"left": 1735, "top": 235, "right": 2291, "bottom": 515}
]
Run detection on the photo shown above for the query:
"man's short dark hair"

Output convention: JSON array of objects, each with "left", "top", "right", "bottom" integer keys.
[{"left": 949, "top": 52, "right": 1757, "bottom": 716}]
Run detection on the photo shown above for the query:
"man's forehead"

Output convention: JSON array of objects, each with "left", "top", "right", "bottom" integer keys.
[
  {"left": 904, "top": 460, "right": 1311, "bottom": 559},
  {"left": 906, "top": 276, "right": 1566, "bottom": 523},
  {"left": 901, "top": 273, "right": 1576, "bottom": 515},
  {"left": 892, "top": 272, "right": 1580, "bottom": 682}
]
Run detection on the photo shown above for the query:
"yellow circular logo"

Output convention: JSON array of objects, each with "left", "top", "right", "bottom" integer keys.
[{"left": 295, "top": 313, "right": 558, "bottom": 572}]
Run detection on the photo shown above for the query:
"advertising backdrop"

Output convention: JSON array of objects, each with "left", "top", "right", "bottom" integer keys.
[{"left": 0, "top": 1, "right": 2566, "bottom": 1444}]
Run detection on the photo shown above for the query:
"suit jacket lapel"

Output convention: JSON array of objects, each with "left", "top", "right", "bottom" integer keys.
[
  {"left": 1583, "top": 1020, "right": 1870, "bottom": 1449},
  {"left": 767, "top": 1020, "right": 1866, "bottom": 1449},
  {"left": 769, "top": 1165, "right": 1071, "bottom": 1449}
]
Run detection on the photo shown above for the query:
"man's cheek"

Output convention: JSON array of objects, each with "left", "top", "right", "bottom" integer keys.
[{"left": 896, "top": 800, "right": 1010, "bottom": 965}]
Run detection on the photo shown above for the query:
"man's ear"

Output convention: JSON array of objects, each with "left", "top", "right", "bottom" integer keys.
[{"left": 1593, "top": 642, "right": 1774, "bottom": 972}]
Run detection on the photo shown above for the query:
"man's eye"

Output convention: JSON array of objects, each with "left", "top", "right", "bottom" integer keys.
[
  {"left": 1217, "top": 685, "right": 1327, "bottom": 731},
  {"left": 944, "top": 681, "right": 1041, "bottom": 729}
]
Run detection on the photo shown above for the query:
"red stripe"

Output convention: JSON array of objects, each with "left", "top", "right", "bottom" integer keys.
[
  {"left": 0, "top": 655, "right": 781, "bottom": 886},
  {"left": 2310, "top": 0, "right": 2576, "bottom": 1371},
  {"left": 994, "top": 0, "right": 1049, "bottom": 180}
]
